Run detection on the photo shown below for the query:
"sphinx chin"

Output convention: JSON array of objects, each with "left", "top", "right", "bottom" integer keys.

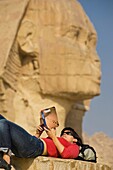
[{"left": 39, "top": 74, "right": 101, "bottom": 101}]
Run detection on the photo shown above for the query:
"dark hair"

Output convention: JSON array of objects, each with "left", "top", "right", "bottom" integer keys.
[{"left": 60, "top": 127, "right": 83, "bottom": 146}]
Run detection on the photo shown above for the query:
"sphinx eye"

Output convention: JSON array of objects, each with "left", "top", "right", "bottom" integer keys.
[
  {"left": 88, "top": 33, "right": 97, "bottom": 47},
  {"left": 63, "top": 26, "right": 80, "bottom": 39}
]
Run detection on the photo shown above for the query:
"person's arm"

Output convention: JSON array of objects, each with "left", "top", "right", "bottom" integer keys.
[
  {"left": 45, "top": 127, "right": 79, "bottom": 158},
  {"left": 51, "top": 135, "right": 79, "bottom": 158},
  {"left": 44, "top": 127, "right": 64, "bottom": 154},
  {"left": 60, "top": 144, "right": 79, "bottom": 159}
]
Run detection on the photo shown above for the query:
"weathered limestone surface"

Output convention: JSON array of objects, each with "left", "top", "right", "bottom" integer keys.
[
  {"left": 0, "top": 0, "right": 103, "bottom": 169},
  {"left": 11, "top": 156, "right": 111, "bottom": 170}
]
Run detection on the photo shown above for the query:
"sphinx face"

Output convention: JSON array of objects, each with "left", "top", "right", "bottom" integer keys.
[{"left": 18, "top": 0, "right": 101, "bottom": 100}]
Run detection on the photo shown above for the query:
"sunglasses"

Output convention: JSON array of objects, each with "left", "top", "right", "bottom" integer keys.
[{"left": 63, "top": 131, "right": 73, "bottom": 136}]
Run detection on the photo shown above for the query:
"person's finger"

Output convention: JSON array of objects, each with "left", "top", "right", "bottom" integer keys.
[
  {"left": 36, "top": 125, "right": 44, "bottom": 132},
  {"left": 44, "top": 127, "right": 49, "bottom": 132}
]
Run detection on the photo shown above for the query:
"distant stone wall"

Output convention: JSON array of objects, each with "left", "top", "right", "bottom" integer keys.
[{"left": 12, "top": 156, "right": 111, "bottom": 170}]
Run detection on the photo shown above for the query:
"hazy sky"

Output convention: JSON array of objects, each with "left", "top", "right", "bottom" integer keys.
[{"left": 78, "top": 0, "right": 113, "bottom": 138}]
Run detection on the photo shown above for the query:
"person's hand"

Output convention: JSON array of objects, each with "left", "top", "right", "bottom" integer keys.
[
  {"left": 35, "top": 125, "right": 44, "bottom": 138},
  {"left": 44, "top": 127, "right": 56, "bottom": 139}
]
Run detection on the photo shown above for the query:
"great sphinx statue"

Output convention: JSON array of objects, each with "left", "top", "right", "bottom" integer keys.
[{"left": 0, "top": 0, "right": 101, "bottom": 137}]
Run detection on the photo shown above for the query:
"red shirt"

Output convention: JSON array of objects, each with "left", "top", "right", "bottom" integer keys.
[{"left": 42, "top": 137, "right": 79, "bottom": 159}]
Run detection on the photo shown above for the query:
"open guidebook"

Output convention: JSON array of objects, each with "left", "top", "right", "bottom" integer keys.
[{"left": 40, "top": 106, "right": 59, "bottom": 129}]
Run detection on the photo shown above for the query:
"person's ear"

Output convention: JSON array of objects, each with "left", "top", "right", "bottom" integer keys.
[{"left": 73, "top": 138, "right": 77, "bottom": 143}]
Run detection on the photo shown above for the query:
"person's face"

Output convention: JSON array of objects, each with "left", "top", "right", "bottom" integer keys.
[{"left": 61, "top": 131, "right": 77, "bottom": 143}]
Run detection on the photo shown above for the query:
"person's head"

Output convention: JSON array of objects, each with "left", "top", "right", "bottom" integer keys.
[{"left": 60, "top": 127, "right": 82, "bottom": 145}]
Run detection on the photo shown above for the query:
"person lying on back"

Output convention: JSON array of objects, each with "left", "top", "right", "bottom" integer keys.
[{"left": 0, "top": 107, "right": 82, "bottom": 170}]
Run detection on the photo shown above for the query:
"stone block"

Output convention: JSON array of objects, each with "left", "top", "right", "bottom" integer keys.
[{"left": 11, "top": 156, "right": 111, "bottom": 170}]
